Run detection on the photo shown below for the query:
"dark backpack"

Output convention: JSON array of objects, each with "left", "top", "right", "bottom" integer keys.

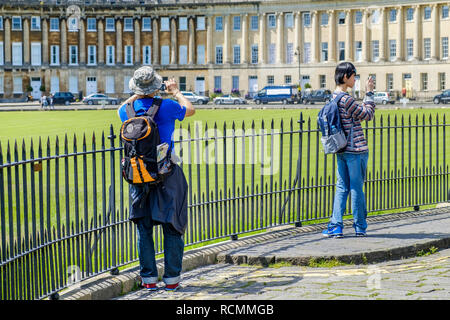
[
  {"left": 317, "top": 92, "right": 347, "bottom": 154},
  {"left": 120, "top": 98, "right": 170, "bottom": 185}
]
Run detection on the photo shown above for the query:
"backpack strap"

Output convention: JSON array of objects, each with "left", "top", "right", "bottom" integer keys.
[
  {"left": 145, "top": 97, "right": 162, "bottom": 118},
  {"left": 125, "top": 102, "right": 136, "bottom": 119}
]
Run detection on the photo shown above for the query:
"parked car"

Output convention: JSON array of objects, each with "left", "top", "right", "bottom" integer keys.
[
  {"left": 52, "top": 92, "right": 76, "bottom": 105},
  {"left": 373, "top": 92, "right": 395, "bottom": 105},
  {"left": 433, "top": 89, "right": 450, "bottom": 104},
  {"left": 301, "top": 89, "right": 332, "bottom": 104},
  {"left": 180, "top": 91, "right": 209, "bottom": 104},
  {"left": 82, "top": 93, "right": 120, "bottom": 105},
  {"left": 213, "top": 95, "right": 247, "bottom": 105},
  {"left": 253, "top": 86, "right": 297, "bottom": 104}
]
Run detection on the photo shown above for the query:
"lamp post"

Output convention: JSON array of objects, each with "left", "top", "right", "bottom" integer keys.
[{"left": 294, "top": 47, "right": 302, "bottom": 99}]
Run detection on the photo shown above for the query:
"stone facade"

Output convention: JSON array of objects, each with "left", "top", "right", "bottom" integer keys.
[{"left": 0, "top": 0, "right": 449, "bottom": 100}]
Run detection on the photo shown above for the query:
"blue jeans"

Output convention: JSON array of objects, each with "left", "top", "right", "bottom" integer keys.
[
  {"left": 136, "top": 215, "right": 184, "bottom": 285},
  {"left": 328, "top": 152, "right": 369, "bottom": 233}
]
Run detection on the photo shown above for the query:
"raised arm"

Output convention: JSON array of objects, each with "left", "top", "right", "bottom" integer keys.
[{"left": 165, "top": 78, "right": 195, "bottom": 117}]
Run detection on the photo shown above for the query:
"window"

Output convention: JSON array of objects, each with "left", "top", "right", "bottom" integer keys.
[
  {"left": 215, "top": 16, "right": 223, "bottom": 31},
  {"left": 303, "top": 42, "right": 311, "bottom": 63},
  {"left": 267, "top": 75, "right": 274, "bottom": 85},
  {"left": 389, "top": 9, "right": 397, "bottom": 22},
  {"left": 123, "top": 76, "right": 131, "bottom": 93},
  {"left": 69, "top": 75, "right": 78, "bottom": 94},
  {"left": 389, "top": 40, "right": 397, "bottom": 61},
  {"left": 215, "top": 46, "right": 223, "bottom": 64},
  {"left": 197, "top": 45, "right": 205, "bottom": 64},
  {"left": 421, "top": 73, "right": 428, "bottom": 90},
  {"left": 338, "top": 41, "right": 345, "bottom": 61},
  {"left": 355, "top": 11, "right": 363, "bottom": 24},
  {"left": 87, "top": 18, "right": 96, "bottom": 31},
  {"left": 88, "top": 45, "right": 96, "bottom": 65},
  {"left": 284, "top": 75, "right": 292, "bottom": 84},
  {"left": 0, "top": 42, "right": 3, "bottom": 65},
  {"left": 31, "top": 43, "right": 41, "bottom": 66},
  {"left": 303, "top": 12, "right": 311, "bottom": 27},
  {"left": 50, "top": 18, "right": 59, "bottom": 31},
  {"left": 69, "top": 45, "right": 78, "bottom": 65},
  {"left": 124, "top": 45, "right": 133, "bottom": 65},
  {"left": 50, "top": 45, "right": 60, "bottom": 65},
  {"left": 371, "top": 9, "right": 380, "bottom": 24},
  {"left": 50, "top": 76, "right": 59, "bottom": 94},
  {"left": 12, "top": 42, "right": 22, "bottom": 66},
  {"left": 319, "top": 75, "right": 326, "bottom": 89},
  {"left": 321, "top": 42, "right": 328, "bottom": 62},
  {"left": 424, "top": 38, "right": 431, "bottom": 59},
  {"left": 13, "top": 76, "right": 23, "bottom": 93},
  {"left": 0, "top": 17, "right": 3, "bottom": 30},
  {"left": 338, "top": 12, "right": 346, "bottom": 24},
  {"left": 160, "top": 45, "right": 169, "bottom": 65},
  {"left": 321, "top": 13, "right": 328, "bottom": 26},
  {"left": 268, "top": 14, "right": 276, "bottom": 28},
  {"left": 179, "top": 45, "right": 187, "bottom": 65},
  {"left": 443, "top": 6, "right": 449, "bottom": 19},
  {"left": 251, "top": 44, "right": 258, "bottom": 64},
  {"left": 406, "top": 8, "right": 414, "bottom": 21},
  {"left": 286, "top": 43, "right": 294, "bottom": 64},
  {"left": 0, "top": 76, "right": 3, "bottom": 93},
  {"left": 285, "top": 13, "right": 294, "bottom": 28},
  {"left": 142, "top": 17, "right": 151, "bottom": 31},
  {"left": 105, "top": 76, "right": 115, "bottom": 94},
  {"left": 214, "top": 76, "right": 221, "bottom": 91},
  {"left": 406, "top": 39, "right": 414, "bottom": 60},
  {"left": 372, "top": 40, "right": 379, "bottom": 62},
  {"left": 369, "top": 74, "right": 376, "bottom": 90},
  {"left": 387, "top": 73, "right": 394, "bottom": 91},
  {"left": 424, "top": 7, "right": 431, "bottom": 20},
  {"left": 124, "top": 18, "right": 133, "bottom": 31},
  {"left": 233, "top": 45, "right": 240, "bottom": 64},
  {"left": 439, "top": 73, "right": 446, "bottom": 91},
  {"left": 232, "top": 76, "right": 239, "bottom": 91},
  {"left": 442, "top": 37, "right": 449, "bottom": 59},
  {"left": 355, "top": 41, "right": 362, "bottom": 62},
  {"left": 143, "top": 46, "right": 151, "bottom": 65},
  {"left": 250, "top": 15, "right": 258, "bottom": 30},
  {"left": 105, "top": 18, "right": 115, "bottom": 31},
  {"left": 31, "top": 16, "right": 41, "bottom": 30},
  {"left": 106, "top": 45, "right": 115, "bottom": 65},
  {"left": 233, "top": 16, "right": 241, "bottom": 31},
  {"left": 197, "top": 16, "right": 205, "bottom": 30},
  {"left": 268, "top": 43, "right": 276, "bottom": 64},
  {"left": 12, "top": 17, "right": 22, "bottom": 30},
  {"left": 179, "top": 17, "right": 188, "bottom": 31}
]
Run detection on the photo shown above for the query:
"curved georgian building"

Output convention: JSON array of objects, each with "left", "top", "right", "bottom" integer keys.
[{"left": 0, "top": 0, "right": 449, "bottom": 100}]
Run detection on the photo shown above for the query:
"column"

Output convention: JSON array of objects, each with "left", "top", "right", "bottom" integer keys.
[
  {"left": 380, "top": 8, "right": 386, "bottom": 61},
  {"left": 134, "top": 17, "right": 141, "bottom": 64},
  {"left": 23, "top": 17, "right": 30, "bottom": 65},
  {"left": 42, "top": 17, "right": 49, "bottom": 65},
  {"left": 259, "top": 13, "right": 266, "bottom": 64},
  {"left": 413, "top": 5, "right": 421, "bottom": 60},
  {"left": 188, "top": 16, "right": 195, "bottom": 65},
  {"left": 328, "top": 10, "right": 336, "bottom": 62},
  {"left": 362, "top": 9, "right": 369, "bottom": 62},
  {"left": 431, "top": 3, "right": 439, "bottom": 60},
  {"left": 206, "top": 15, "right": 213, "bottom": 64},
  {"left": 224, "top": 14, "right": 230, "bottom": 64},
  {"left": 4, "top": 18, "right": 11, "bottom": 65},
  {"left": 79, "top": 17, "right": 86, "bottom": 64},
  {"left": 170, "top": 16, "right": 177, "bottom": 64},
  {"left": 294, "top": 12, "right": 302, "bottom": 57},
  {"left": 276, "top": 12, "right": 284, "bottom": 64},
  {"left": 241, "top": 13, "right": 248, "bottom": 64},
  {"left": 311, "top": 11, "right": 319, "bottom": 63},
  {"left": 61, "top": 17, "right": 68, "bottom": 64},
  {"left": 345, "top": 9, "right": 353, "bottom": 61},
  {"left": 152, "top": 17, "right": 159, "bottom": 64},
  {"left": 98, "top": 17, "right": 104, "bottom": 64},
  {"left": 116, "top": 18, "right": 123, "bottom": 64},
  {"left": 396, "top": 6, "right": 404, "bottom": 61}
]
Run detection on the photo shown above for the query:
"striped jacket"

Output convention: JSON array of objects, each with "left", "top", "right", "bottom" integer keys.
[{"left": 333, "top": 91, "right": 376, "bottom": 153}]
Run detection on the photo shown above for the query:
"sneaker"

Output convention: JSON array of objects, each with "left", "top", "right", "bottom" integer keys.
[
  {"left": 322, "top": 226, "right": 344, "bottom": 238},
  {"left": 355, "top": 231, "right": 367, "bottom": 237},
  {"left": 165, "top": 283, "right": 180, "bottom": 291},
  {"left": 142, "top": 283, "right": 158, "bottom": 291}
]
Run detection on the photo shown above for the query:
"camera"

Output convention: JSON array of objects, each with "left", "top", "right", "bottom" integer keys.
[{"left": 160, "top": 83, "right": 166, "bottom": 91}]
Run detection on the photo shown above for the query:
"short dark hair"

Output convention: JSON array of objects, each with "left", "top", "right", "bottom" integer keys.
[{"left": 335, "top": 62, "right": 356, "bottom": 85}]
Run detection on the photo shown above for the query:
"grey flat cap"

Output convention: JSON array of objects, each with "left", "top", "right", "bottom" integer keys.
[{"left": 129, "top": 66, "right": 163, "bottom": 95}]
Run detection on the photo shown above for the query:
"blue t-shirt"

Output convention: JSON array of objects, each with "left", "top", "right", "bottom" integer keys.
[{"left": 117, "top": 97, "right": 186, "bottom": 150}]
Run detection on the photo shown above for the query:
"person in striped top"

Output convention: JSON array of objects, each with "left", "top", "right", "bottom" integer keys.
[{"left": 322, "top": 62, "right": 376, "bottom": 238}]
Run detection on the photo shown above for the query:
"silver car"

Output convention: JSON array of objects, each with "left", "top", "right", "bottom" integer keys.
[
  {"left": 82, "top": 93, "right": 120, "bottom": 105},
  {"left": 213, "top": 94, "right": 246, "bottom": 105},
  {"left": 180, "top": 91, "right": 209, "bottom": 104},
  {"left": 373, "top": 92, "right": 395, "bottom": 105}
]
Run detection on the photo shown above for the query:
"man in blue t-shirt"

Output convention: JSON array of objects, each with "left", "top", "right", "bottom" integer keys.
[{"left": 118, "top": 66, "right": 195, "bottom": 291}]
